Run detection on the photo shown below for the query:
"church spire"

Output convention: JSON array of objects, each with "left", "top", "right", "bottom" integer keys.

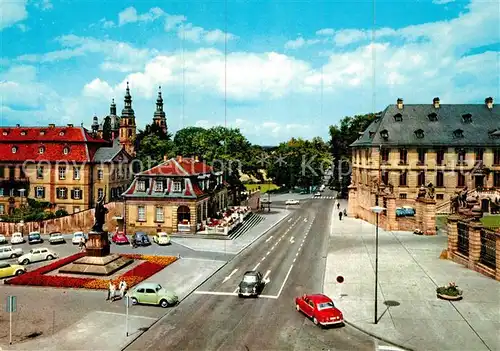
[
  {"left": 153, "top": 85, "right": 167, "bottom": 134},
  {"left": 156, "top": 86, "right": 163, "bottom": 112},
  {"left": 110, "top": 98, "right": 117, "bottom": 116}
]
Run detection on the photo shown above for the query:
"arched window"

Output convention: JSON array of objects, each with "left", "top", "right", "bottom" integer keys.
[{"left": 177, "top": 205, "right": 191, "bottom": 224}]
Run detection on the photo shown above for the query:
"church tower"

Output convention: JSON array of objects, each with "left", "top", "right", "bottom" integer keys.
[
  {"left": 119, "top": 82, "right": 137, "bottom": 156},
  {"left": 108, "top": 99, "right": 120, "bottom": 140},
  {"left": 152, "top": 86, "right": 167, "bottom": 134}
]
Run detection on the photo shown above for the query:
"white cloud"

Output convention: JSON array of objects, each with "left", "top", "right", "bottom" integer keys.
[
  {"left": 284, "top": 37, "right": 321, "bottom": 49},
  {"left": 177, "top": 23, "right": 237, "bottom": 44},
  {"left": 34, "top": 0, "right": 53, "bottom": 11},
  {"left": 316, "top": 28, "right": 334, "bottom": 36},
  {"left": 0, "top": 0, "right": 28, "bottom": 30},
  {"left": 82, "top": 78, "right": 114, "bottom": 99},
  {"left": 98, "top": 18, "right": 115, "bottom": 28},
  {"left": 334, "top": 29, "right": 369, "bottom": 46},
  {"left": 118, "top": 7, "right": 164, "bottom": 26},
  {"left": 164, "top": 14, "right": 186, "bottom": 30},
  {"left": 433, "top": 0, "right": 455, "bottom": 4}
]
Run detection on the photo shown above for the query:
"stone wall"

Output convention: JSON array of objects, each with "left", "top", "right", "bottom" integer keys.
[
  {"left": 243, "top": 190, "right": 261, "bottom": 210},
  {"left": 0, "top": 202, "right": 123, "bottom": 236},
  {"left": 397, "top": 217, "right": 417, "bottom": 231}
]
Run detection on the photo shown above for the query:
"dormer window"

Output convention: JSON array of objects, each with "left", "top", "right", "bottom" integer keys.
[
  {"left": 11, "top": 146, "right": 18, "bottom": 153},
  {"left": 154, "top": 181, "right": 163, "bottom": 192},
  {"left": 137, "top": 180, "right": 146, "bottom": 192},
  {"left": 40, "top": 130, "right": 46, "bottom": 135},
  {"left": 369, "top": 131, "right": 375, "bottom": 138},
  {"left": 393, "top": 113, "right": 403, "bottom": 122},
  {"left": 39, "top": 146, "right": 45, "bottom": 154},
  {"left": 428, "top": 112, "right": 438, "bottom": 121},
  {"left": 3, "top": 130, "right": 8, "bottom": 136},
  {"left": 59, "top": 130, "right": 66, "bottom": 136},
  {"left": 462, "top": 113, "right": 472, "bottom": 123},
  {"left": 173, "top": 181, "right": 182, "bottom": 192},
  {"left": 63, "top": 146, "right": 70, "bottom": 154},
  {"left": 453, "top": 129, "right": 464, "bottom": 138},
  {"left": 414, "top": 129, "right": 424, "bottom": 139},
  {"left": 20, "top": 130, "right": 27, "bottom": 136},
  {"left": 380, "top": 129, "right": 389, "bottom": 140}
]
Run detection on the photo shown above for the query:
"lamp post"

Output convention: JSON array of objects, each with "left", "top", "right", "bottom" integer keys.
[
  {"left": 370, "top": 205, "right": 385, "bottom": 324},
  {"left": 18, "top": 188, "right": 26, "bottom": 233}
]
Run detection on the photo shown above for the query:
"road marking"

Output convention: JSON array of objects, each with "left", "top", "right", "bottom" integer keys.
[
  {"left": 276, "top": 264, "right": 294, "bottom": 298},
  {"left": 96, "top": 311, "right": 157, "bottom": 320},
  {"left": 194, "top": 291, "right": 278, "bottom": 299},
  {"left": 296, "top": 252, "right": 299, "bottom": 257},
  {"left": 259, "top": 294, "right": 278, "bottom": 299},
  {"left": 222, "top": 269, "right": 238, "bottom": 283},
  {"left": 253, "top": 263, "right": 260, "bottom": 270},
  {"left": 265, "top": 236, "right": 273, "bottom": 243},
  {"left": 293, "top": 258, "right": 296, "bottom": 263},
  {"left": 304, "top": 218, "right": 307, "bottom": 222},
  {"left": 233, "top": 287, "right": 239, "bottom": 293},
  {"left": 263, "top": 270, "right": 271, "bottom": 283},
  {"left": 288, "top": 218, "right": 292, "bottom": 222},
  {"left": 290, "top": 237, "right": 295, "bottom": 243},
  {"left": 261, "top": 256, "right": 266, "bottom": 261}
]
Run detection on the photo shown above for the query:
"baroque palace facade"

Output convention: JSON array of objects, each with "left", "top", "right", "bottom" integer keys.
[
  {"left": 0, "top": 84, "right": 169, "bottom": 215},
  {"left": 348, "top": 96, "right": 499, "bottom": 219}
]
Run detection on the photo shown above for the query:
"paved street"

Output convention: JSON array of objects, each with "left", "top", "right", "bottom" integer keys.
[{"left": 126, "top": 191, "right": 388, "bottom": 351}]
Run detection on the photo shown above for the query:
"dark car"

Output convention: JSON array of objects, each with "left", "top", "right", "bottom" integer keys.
[
  {"left": 238, "top": 271, "right": 265, "bottom": 297},
  {"left": 132, "top": 232, "right": 151, "bottom": 246},
  {"left": 28, "top": 232, "right": 44, "bottom": 245}
]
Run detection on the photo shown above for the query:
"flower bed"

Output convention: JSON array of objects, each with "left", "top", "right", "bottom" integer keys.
[{"left": 5, "top": 253, "right": 177, "bottom": 290}]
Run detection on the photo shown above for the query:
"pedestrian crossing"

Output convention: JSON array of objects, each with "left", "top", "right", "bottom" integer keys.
[{"left": 312, "top": 196, "right": 335, "bottom": 199}]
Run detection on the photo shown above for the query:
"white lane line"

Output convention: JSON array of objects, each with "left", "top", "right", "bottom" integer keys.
[
  {"left": 265, "top": 236, "right": 273, "bottom": 243},
  {"left": 222, "top": 269, "right": 238, "bottom": 283},
  {"left": 293, "top": 258, "right": 296, "bottom": 263},
  {"left": 261, "top": 256, "right": 266, "bottom": 261},
  {"left": 253, "top": 263, "right": 260, "bottom": 270},
  {"left": 196, "top": 291, "right": 238, "bottom": 296},
  {"left": 276, "top": 264, "right": 294, "bottom": 298},
  {"left": 290, "top": 237, "right": 295, "bottom": 243},
  {"left": 233, "top": 287, "right": 239, "bottom": 293},
  {"left": 295, "top": 252, "right": 299, "bottom": 257},
  {"left": 259, "top": 294, "right": 278, "bottom": 299},
  {"left": 288, "top": 218, "right": 292, "bottom": 222},
  {"left": 263, "top": 270, "right": 271, "bottom": 283},
  {"left": 96, "top": 311, "right": 157, "bottom": 320},
  {"left": 267, "top": 251, "right": 271, "bottom": 255}
]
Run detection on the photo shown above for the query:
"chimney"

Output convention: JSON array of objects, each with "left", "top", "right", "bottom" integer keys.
[
  {"left": 433, "top": 97, "right": 440, "bottom": 108},
  {"left": 397, "top": 98, "right": 404, "bottom": 110},
  {"left": 15, "top": 124, "right": 20, "bottom": 127},
  {"left": 48, "top": 124, "right": 55, "bottom": 128},
  {"left": 67, "top": 123, "right": 73, "bottom": 127},
  {"left": 485, "top": 97, "right": 494, "bottom": 109},
  {"left": 194, "top": 155, "right": 199, "bottom": 162},
  {"left": 177, "top": 155, "right": 183, "bottom": 162}
]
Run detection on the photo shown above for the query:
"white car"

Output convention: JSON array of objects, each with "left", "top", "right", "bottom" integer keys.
[
  {"left": 285, "top": 199, "right": 300, "bottom": 205},
  {"left": 49, "top": 232, "right": 66, "bottom": 244},
  {"left": 18, "top": 248, "right": 58, "bottom": 265},
  {"left": 153, "top": 232, "right": 171, "bottom": 245},
  {"left": 11, "top": 232, "right": 25, "bottom": 244},
  {"left": 0, "top": 246, "right": 23, "bottom": 260},
  {"left": 314, "top": 192, "right": 321, "bottom": 197},
  {"left": 72, "top": 232, "right": 86, "bottom": 245},
  {"left": 0, "top": 234, "right": 7, "bottom": 244}
]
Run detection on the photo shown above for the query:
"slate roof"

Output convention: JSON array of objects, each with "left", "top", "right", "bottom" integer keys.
[
  {"left": 351, "top": 102, "right": 500, "bottom": 148},
  {"left": 92, "top": 138, "right": 130, "bottom": 162}
]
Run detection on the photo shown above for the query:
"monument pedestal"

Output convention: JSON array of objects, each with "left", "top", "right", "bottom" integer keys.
[{"left": 86, "top": 231, "right": 110, "bottom": 257}]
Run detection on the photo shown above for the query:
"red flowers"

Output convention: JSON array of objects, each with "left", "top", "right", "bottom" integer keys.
[{"left": 5, "top": 253, "right": 177, "bottom": 289}]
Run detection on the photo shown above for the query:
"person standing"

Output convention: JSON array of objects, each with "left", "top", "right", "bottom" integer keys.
[
  {"left": 109, "top": 282, "right": 116, "bottom": 302},
  {"left": 106, "top": 281, "right": 112, "bottom": 300},
  {"left": 337, "top": 202, "right": 340, "bottom": 210},
  {"left": 339, "top": 211, "right": 343, "bottom": 221},
  {"left": 119, "top": 280, "right": 127, "bottom": 298}
]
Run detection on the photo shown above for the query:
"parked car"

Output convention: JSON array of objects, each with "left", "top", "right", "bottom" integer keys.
[
  {"left": 49, "top": 232, "right": 66, "bottom": 245},
  {"left": 0, "top": 246, "right": 23, "bottom": 260},
  {"left": 129, "top": 282, "right": 178, "bottom": 308},
  {"left": 10, "top": 232, "right": 25, "bottom": 244},
  {"left": 28, "top": 232, "right": 44, "bottom": 245},
  {"left": 18, "top": 247, "right": 58, "bottom": 265},
  {"left": 295, "top": 294, "right": 344, "bottom": 327},
  {"left": 132, "top": 232, "right": 151, "bottom": 246},
  {"left": 0, "top": 263, "right": 26, "bottom": 278},
  {"left": 152, "top": 232, "right": 171, "bottom": 245},
  {"left": 0, "top": 234, "right": 7, "bottom": 245},
  {"left": 72, "top": 232, "right": 86, "bottom": 245},
  {"left": 111, "top": 231, "right": 129, "bottom": 245},
  {"left": 238, "top": 271, "right": 265, "bottom": 297},
  {"left": 314, "top": 192, "right": 321, "bottom": 197},
  {"left": 285, "top": 199, "right": 299, "bottom": 205}
]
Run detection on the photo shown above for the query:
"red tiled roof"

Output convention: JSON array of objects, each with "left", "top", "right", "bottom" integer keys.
[
  {"left": 142, "top": 157, "right": 213, "bottom": 176},
  {"left": 192, "top": 183, "right": 205, "bottom": 196},
  {"left": 124, "top": 182, "right": 136, "bottom": 195},
  {"left": 185, "top": 181, "right": 192, "bottom": 196},
  {"left": 0, "top": 126, "right": 106, "bottom": 143},
  {"left": 0, "top": 143, "right": 90, "bottom": 162}
]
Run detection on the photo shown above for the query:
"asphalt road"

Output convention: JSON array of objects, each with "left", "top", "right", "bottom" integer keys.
[{"left": 126, "top": 191, "right": 381, "bottom": 351}]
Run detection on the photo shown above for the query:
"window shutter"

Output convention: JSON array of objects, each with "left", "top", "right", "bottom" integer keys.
[
  {"left": 64, "top": 188, "right": 68, "bottom": 199},
  {"left": 42, "top": 187, "right": 46, "bottom": 198},
  {"left": 71, "top": 190, "right": 75, "bottom": 199}
]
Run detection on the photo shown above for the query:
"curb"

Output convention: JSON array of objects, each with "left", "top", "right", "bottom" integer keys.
[
  {"left": 120, "top": 211, "right": 291, "bottom": 351},
  {"left": 343, "top": 320, "right": 414, "bottom": 351}
]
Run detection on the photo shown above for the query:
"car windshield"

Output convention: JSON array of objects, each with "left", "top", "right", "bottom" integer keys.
[
  {"left": 156, "top": 284, "right": 162, "bottom": 291},
  {"left": 75, "top": 233, "right": 83, "bottom": 237},
  {"left": 243, "top": 275, "right": 258, "bottom": 283},
  {"left": 159, "top": 233, "right": 167, "bottom": 237},
  {"left": 317, "top": 302, "right": 335, "bottom": 310},
  {"left": 29, "top": 234, "right": 39, "bottom": 237},
  {"left": 50, "top": 233, "right": 59, "bottom": 237}
]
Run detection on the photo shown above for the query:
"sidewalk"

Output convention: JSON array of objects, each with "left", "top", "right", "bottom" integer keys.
[
  {"left": 171, "top": 209, "right": 290, "bottom": 254},
  {"left": 324, "top": 205, "right": 500, "bottom": 351}
]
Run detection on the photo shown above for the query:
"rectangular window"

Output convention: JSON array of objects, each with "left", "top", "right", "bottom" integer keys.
[
  {"left": 37, "top": 166, "right": 44, "bottom": 179},
  {"left": 155, "top": 207, "right": 164, "bottom": 222},
  {"left": 494, "top": 149, "right": 500, "bottom": 165},
  {"left": 35, "top": 186, "right": 45, "bottom": 199},
  {"left": 154, "top": 181, "right": 163, "bottom": 192},
  {"left": 399, "top": 149, "right": 408, "bottom": 164},
  {"left": 418, "top": 171, "right": 426, "bottom": 186},
  {"left": 9, "top": 166, "right": 15, "bottom": 179},
  {"left": 457, "top": 149, "right": 467, "bottom": 164},
  {"left": 58, "top": 166, "right": 66, "bottom": 180},
  {"left": 399, "top": 171, "right": 407, "bottom": 186},
  {"left": 399, "top": 193, "right": 407, "bottom": 199},
  {"left": 97, "top": 188, "right": 104, "bottom": 199},
  {"left": 417, "top": 149, "right": 426, "bottom": 165},
  {"left": 97, "top": 169, "right": 104, "bottom": 180},
  {"left": 73, "top": 167, "right": 81, "bottom": 180},
  {"left": 138, "top": 206, "right": 146, "bottom": 222},
  {"left": 436, "top": 171, "right": 444, "bottom": 187},
  {"left": 475, "top": 148, "right": 484, "bottom": 161},
  {"left": 0, "top": 188, "right": 3, "bottom": 196},
  {"left": 494, "top": 172, "right": 500, "bottom": 187},
  {"left": 173, "top": 181, "right": 182, "bottom": 192},
  {"left": 437, "top": 148, "right": 445, "bottom": 166},
  {"left": 19, "top": 167, "right": 25, "bottom": 178},
  {"left": 0, "top": 204, "right": 4, "bottom": 214},
  {"left": 137, "top": 180, "right": 146, "bottom": 192},
  {"left": 56, "top": 188, "right": 67, "bottom": 199},
  {"left": 457, "top": 173, "right": 466, "bottom": 187},
  {"left": 73, "top": 188, "right": 82, "bottom": 200},
  {"left": 381, "top": 171, "right": 389, "bottom": 185},
  {"left": 436, "top": 194, "right": 444, "bottom": 200},
  {"left": 381, "top": 148, "right": 390, "bottom": 163}
]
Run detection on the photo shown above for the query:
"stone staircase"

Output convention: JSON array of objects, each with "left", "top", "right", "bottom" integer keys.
[{"left": 228, "top": 213, "right": 265, "bottom": 240}]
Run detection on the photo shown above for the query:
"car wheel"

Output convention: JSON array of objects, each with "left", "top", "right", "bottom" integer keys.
[
  {"left": 22, "top": 259, "right": 30, "bottom": 265},
  {"left": 238, "top": 294, "right": 243, "bottom": 298},
  {"left": 15, "top": 270, "right": 25, "bottom": 276},
  {"left": 313, "top": 317, "right": 319, "bottom": 325},
  {"left": 46, "top": 255, "right": 54, "bottom": 260},
  {"left": 296, "top": 304, "right": 300, "bottom": 311},
  {"left": 10, "top": 254, "right": 17, "bottom": 259},
  {"left": 160, "top": 299, "right": 169, "bottom": 308},
  {"left": 131, "top": 297, "right": 138, "bottom": 305}
]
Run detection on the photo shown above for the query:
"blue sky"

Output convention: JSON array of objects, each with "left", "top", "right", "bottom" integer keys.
[{"left": 1, "top": 0, "right": 499, "bottom": 145}]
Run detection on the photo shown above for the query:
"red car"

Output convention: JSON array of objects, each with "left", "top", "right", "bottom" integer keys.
[
  {"left": 295, "top": 294, "right": 344, "bottom": 327},
  {"left": 111, "top": 232, "right": 129, "bottom": 245}
]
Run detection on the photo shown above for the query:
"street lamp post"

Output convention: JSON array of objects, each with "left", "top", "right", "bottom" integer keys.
[
  {"left": 370, "top": 205, "right": 385, "bottom": 324},
  {"left": 18, "top": 188, "right": 26, "bottom": 234}
]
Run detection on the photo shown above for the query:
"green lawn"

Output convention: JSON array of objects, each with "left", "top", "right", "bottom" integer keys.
[
  {"left": 480, "top": 215, "right": 500, "bottom": 228},
  {"left": 244, "top": 183, "right": 280, "bottom": 194}
]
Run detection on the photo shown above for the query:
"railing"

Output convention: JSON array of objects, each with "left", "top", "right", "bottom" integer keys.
[
  {"left": 457, "top": 221, "right": 469, "bottom": 256},
  {"left": 480, "top": 229, "right": 496, "bottom": 269}
]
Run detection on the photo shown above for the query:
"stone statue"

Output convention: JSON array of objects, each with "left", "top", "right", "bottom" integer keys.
[
  {"left": 91, "top": 193, "right": 109, "bottom": 233},
  {"left": 450, "top": 195, "right": 459, "bottom": 214},
  {"left": 426, "top": 183, "right": 435, "bottom": 199},
  {"left": 459, "top": 187, "right": 468, "bottom": 208},
  {"left": 417, "top": 185, "right": 426, "bottom": 199}
]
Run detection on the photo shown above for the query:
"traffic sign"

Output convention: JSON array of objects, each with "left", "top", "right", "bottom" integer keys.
[
  {"left": 336, "top": 276, "right": 344, "bottom": 284},
  {"left": 6, "top": 296, "right": 16, "bottom": 313}
]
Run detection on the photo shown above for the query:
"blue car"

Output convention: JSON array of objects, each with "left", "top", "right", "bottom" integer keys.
[{"left": 132, "top": 232, "right": 151, "bottom": 246}]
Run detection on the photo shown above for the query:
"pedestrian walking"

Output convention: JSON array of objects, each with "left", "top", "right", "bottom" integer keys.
[
  {"left": 119, "top": 280, "right": 127, "bottom": 298},
  {"left": 337, "top": 202, "right": 340, "bottom": 210},
  {"left": 109, "top": 282, "right": 117, "bottom": 302},
  {"left": 338, "top": 211, "right": 343, "bottom": 221},
  {"left": 343, "top": 209, "right": 347, "bottom": 217},
  {"left": 106, "top": 281, "right": 112, "bottom": 300},
  {"left": 79, "top": 237, "right": 86, "bottom": 252}
]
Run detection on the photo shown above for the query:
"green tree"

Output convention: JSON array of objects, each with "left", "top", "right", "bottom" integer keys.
[
  {"left": 136, "top": 134, "right": 175, "bottom": 167},
  {"left": 172, "top": 127, "right": 207, "bottom": 156},
  {"left": 102, "top": 116, "right": 112, "bottom": 140}
]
